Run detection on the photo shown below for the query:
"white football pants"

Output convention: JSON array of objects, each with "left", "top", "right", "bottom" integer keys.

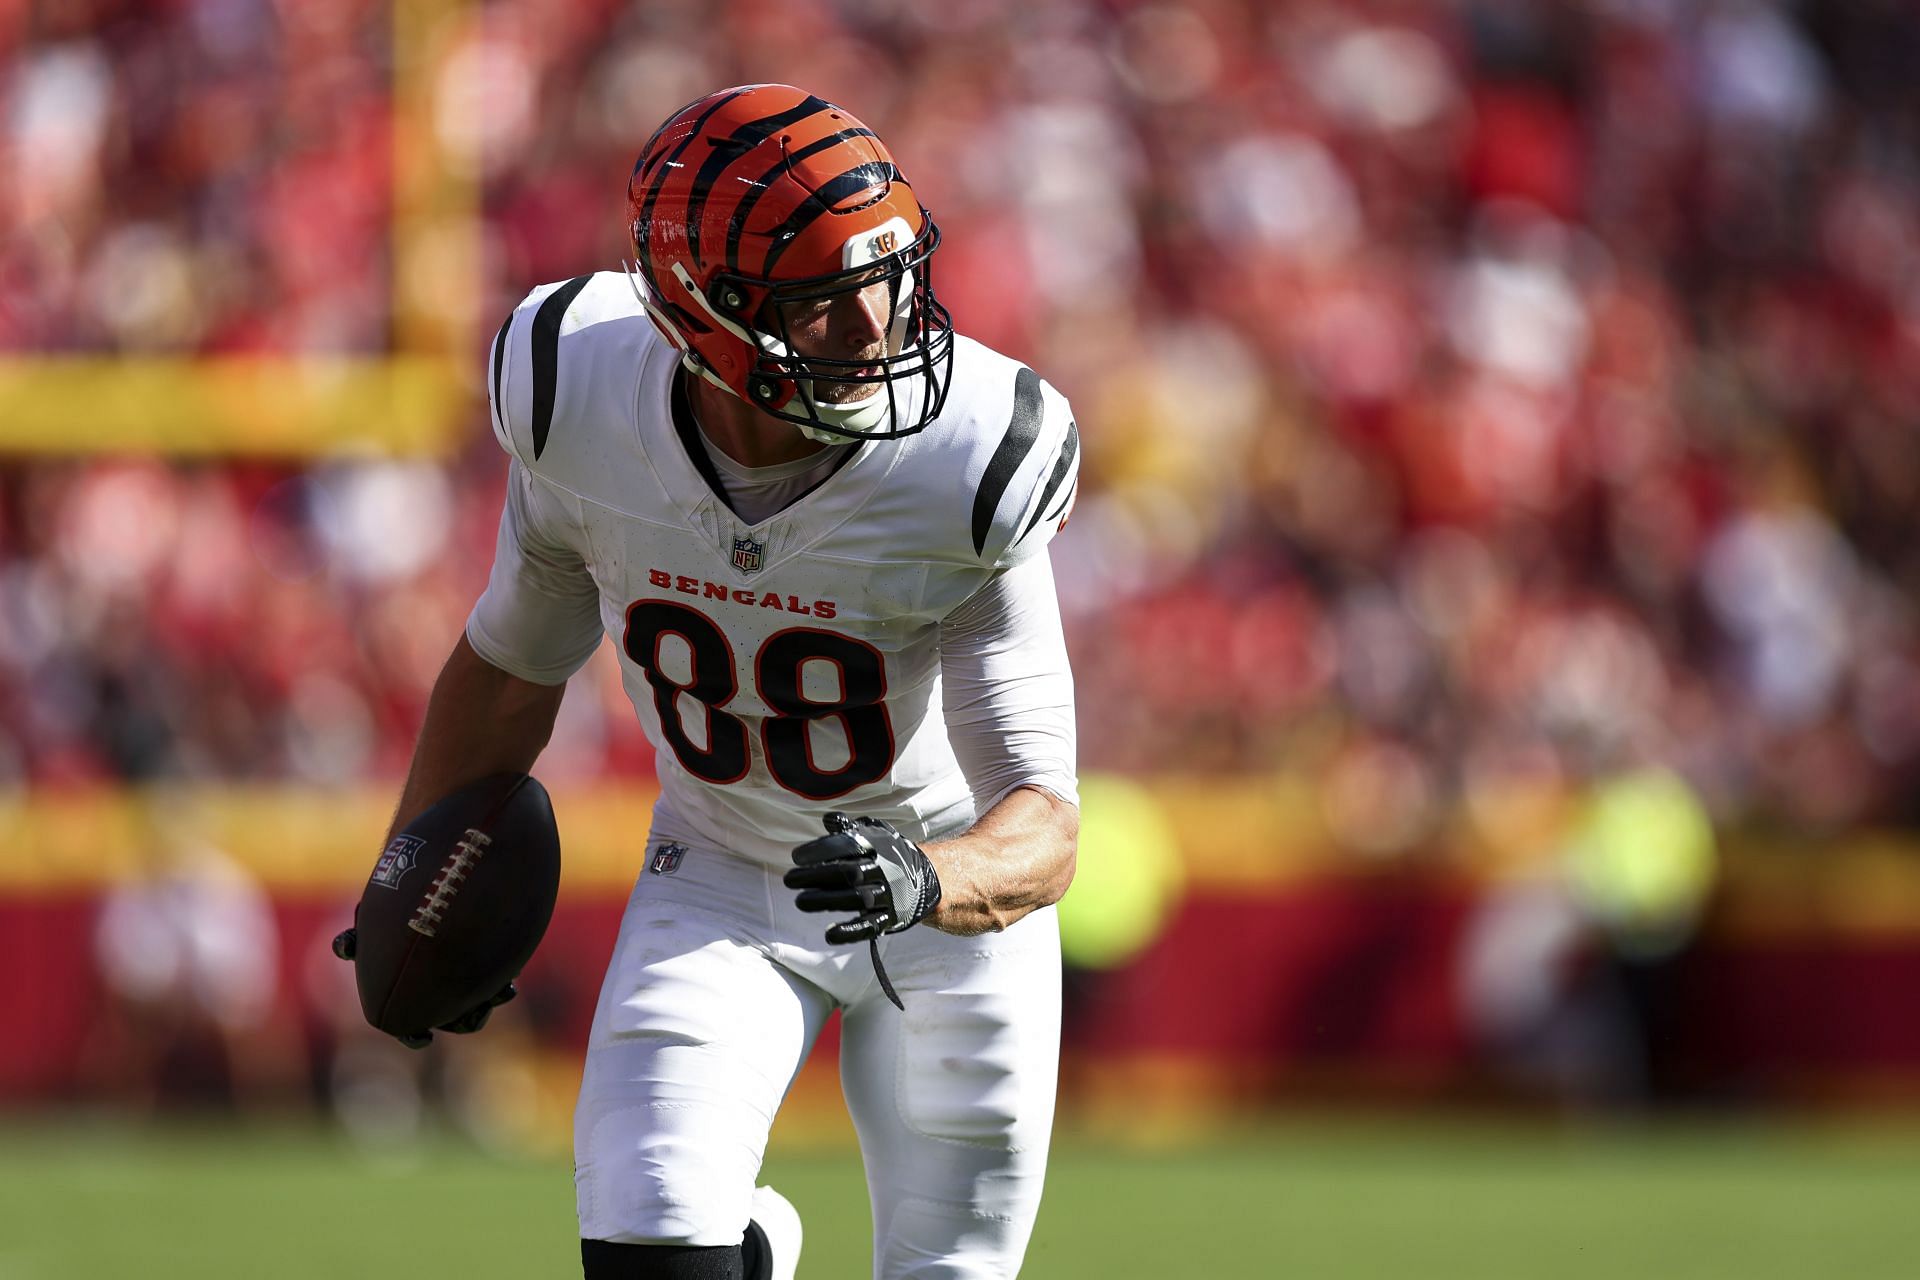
[{"left": 574, "top": 838, "right": 1061, "bottom": 1279}]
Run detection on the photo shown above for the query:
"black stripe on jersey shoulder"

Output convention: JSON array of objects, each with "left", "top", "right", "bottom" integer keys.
[
  {"left": 1047, "top": 479, "right": 1077, "bottom": 523},
  {"left": 1019, "top": 418, "right": 1078, "bottom": 542},
  {"left": 529, "top": 275, "right": 594, "bottom": 461},
  {"left": 488, "top": 313, "right": 511, "bottom": 437},
  {"left": 971, "top": 366, "right": 1045, "bottom": 556}
]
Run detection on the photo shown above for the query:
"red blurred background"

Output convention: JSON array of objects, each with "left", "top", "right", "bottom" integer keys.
[{"left": 5, "top": 0, "right": 1920, "bottom": 1130}]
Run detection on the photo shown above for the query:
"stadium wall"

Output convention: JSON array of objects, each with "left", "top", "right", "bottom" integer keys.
[{"left": 4, "top": 782, "right": 1919, "bottom": 1105}]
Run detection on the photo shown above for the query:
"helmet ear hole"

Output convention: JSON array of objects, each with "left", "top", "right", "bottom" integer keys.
[{"left": 662, "top": 302, "right": 712, "bottom": 336}]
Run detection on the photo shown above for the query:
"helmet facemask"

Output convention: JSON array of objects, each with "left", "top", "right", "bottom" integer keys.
[
  {"left": 626, "top": 85, "right": 956, "bottom": 441},
  {"left": 742, "top": 219, "right": 953, "bottom": 440},
  {"left": 632, "top": 215, "right": 955, "bottom": 443}
]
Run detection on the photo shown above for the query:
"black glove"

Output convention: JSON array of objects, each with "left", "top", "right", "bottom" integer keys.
[
  {"left": 784, "top": 812, "right": 943, "bottom": 944},
  {"left": 330, "top": 926, "right": 517, "bottom": 1051}
]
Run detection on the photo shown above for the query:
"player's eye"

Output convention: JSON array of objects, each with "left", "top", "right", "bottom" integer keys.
[
  {"left": 769, "top": 293, "right": 831, "bottom": 331},
  {"left": 770, "top": 267, "right": 895, "bottom": 335}
]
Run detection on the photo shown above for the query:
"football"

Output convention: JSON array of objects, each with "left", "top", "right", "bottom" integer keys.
[{"left": 348, "top": 772, "right": 561, "bottom": 1039}]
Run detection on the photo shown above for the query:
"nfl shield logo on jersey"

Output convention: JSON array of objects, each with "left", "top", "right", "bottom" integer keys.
[
  {"left": 731, "top": 536, "right": 765, "bottom": 575},
  {"left": 649, "top": 842, "right": 688, "bottom": 876}
]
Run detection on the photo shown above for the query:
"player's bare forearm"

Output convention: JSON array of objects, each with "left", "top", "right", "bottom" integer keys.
[
  {"left": 386, "top": 633, "right": 567, "bottom": 839},
  {"left": 922, "top": 785, "right": 1078, "bottom": 936}
]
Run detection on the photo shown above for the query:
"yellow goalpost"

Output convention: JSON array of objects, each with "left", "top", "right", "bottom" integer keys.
[{"left": 0, "top": 0, "right": 478, "bottom": 458}]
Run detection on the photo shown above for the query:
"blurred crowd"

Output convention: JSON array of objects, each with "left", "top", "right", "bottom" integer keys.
[{"left": 5, "top": 0, "right": 1920, "bottom": 848}]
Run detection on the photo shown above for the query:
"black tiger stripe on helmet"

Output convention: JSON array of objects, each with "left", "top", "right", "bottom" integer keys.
[{"left": 625, "top": 84, "right": 954, "bottom": 442}]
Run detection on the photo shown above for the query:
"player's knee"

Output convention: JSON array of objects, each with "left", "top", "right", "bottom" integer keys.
[
  {"left": 575, "top": 1108, "right": 755, "bottom": 1245},
  {"left": 580, "top": 1239, "right": 742, "bottom": 1279}
]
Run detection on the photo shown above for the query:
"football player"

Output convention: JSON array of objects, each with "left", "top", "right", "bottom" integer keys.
[{"left": 389, "top": 85, "right": 1081, "bottom": 1279}]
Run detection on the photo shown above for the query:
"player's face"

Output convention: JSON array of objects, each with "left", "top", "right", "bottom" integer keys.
[{"left": 774, "top": 273, "right": 894, "bottom": 404}]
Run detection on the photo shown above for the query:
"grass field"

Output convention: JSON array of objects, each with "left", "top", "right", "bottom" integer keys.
[{"left": 3, "top": 1115, "right": 1919, "bottom": 1278}]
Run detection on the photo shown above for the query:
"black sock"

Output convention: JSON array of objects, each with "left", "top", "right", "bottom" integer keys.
[
  {"left": 740, "top": 1219, "right": 772, "bottom": 1280},
  {"left": 580, "top": 1240, "right": 743, "bottom": 1279}
]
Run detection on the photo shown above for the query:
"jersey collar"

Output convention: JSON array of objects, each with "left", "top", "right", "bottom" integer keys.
[
  {"left": 668, "top": 370, "right": 859, "bottom": 521},
  {"left": 633, "top": 341, "right": 905, "bottom": 578}
]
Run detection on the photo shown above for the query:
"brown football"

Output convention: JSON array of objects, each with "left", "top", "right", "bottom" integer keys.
[{"left": 350, "top": 773, "right": 560, "bottom": 1038}]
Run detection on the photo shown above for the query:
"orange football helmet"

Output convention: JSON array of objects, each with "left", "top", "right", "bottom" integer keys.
[{"left": 627, "top": 85, "right": 955, "bottom": 441}]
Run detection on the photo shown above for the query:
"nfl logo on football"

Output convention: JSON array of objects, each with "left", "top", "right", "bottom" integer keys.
[
  {"left": 649, "top": 842, "right": 688, "bottom": 876},
  {"left": 732, "top": 535, "right": 764, "bottom": 575},
  {"left": 370, "top": 833, "right": 425, "bottom": 889}
]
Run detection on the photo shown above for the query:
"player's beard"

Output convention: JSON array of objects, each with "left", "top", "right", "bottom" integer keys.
[{"left": 802, "top": 350, "right": 887, "bottom": 405}]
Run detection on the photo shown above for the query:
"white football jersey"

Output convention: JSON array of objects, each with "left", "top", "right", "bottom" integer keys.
[{"left": 468, "top": 272, "right": 1080, "bottom": 868}]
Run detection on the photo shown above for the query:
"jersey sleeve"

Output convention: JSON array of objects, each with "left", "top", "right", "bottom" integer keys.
[
  {"left": 968, "top": 368, "right": 1081, "bottom": 572},
  {"left": 464, "top": 459, "right": 606, "bottom": 687},
  {"left": 938, "top": 553, "right": 1079, "bottom": 812}
]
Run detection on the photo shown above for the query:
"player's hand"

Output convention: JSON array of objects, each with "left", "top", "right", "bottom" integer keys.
[
  {"left": 784, "top": 813, "right": 943, "bottom": 944},
  {"left": 330, "top": 926, "right": 518, "bottom": 1050}
]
